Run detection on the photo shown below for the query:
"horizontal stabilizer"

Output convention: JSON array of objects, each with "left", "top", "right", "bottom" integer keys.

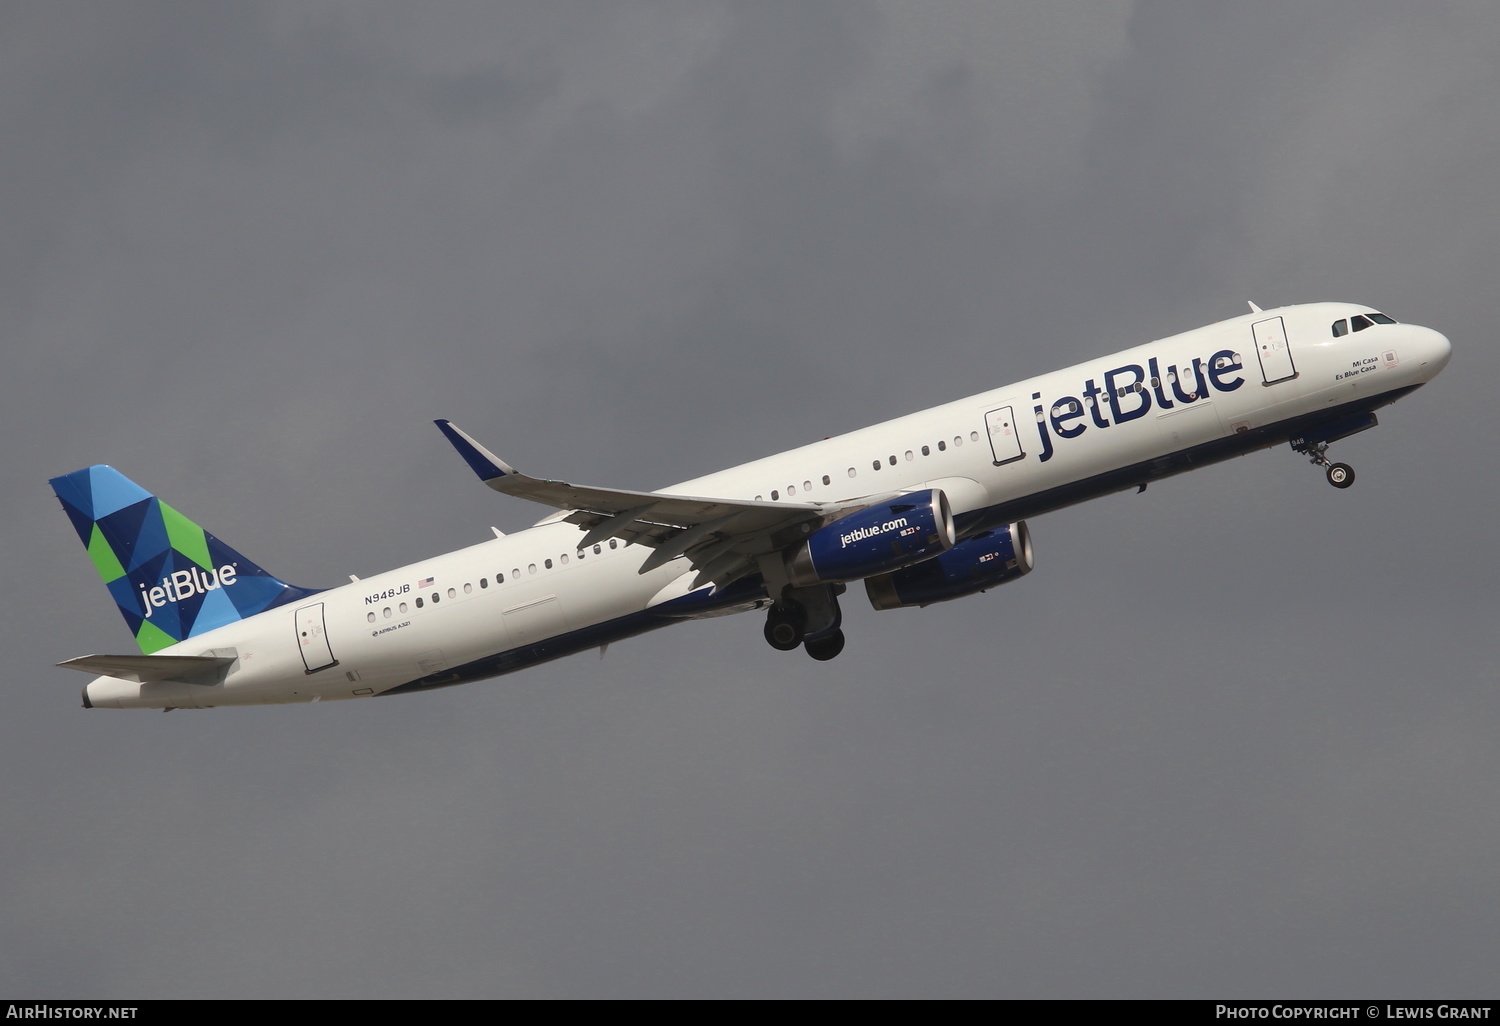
[{"left": 57, "top": 653, "right": 236, "bottom": 686}]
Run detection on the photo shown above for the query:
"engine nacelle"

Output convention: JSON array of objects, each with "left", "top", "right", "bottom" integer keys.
[
  {"left": 785, "top": 489, "right": 956, "bottom": 588},
  {"left": 864, "top": 521, "right": 1033, "bottom": 610}
]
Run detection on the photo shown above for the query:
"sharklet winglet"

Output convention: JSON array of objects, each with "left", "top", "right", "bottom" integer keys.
[{"left": 434, "top": 420, "right": 517, "bottom": 482}]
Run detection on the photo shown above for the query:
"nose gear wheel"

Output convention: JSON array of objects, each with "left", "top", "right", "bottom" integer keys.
[{"left": 1292, "top": 439, "right": 1356, "bottom": 489}]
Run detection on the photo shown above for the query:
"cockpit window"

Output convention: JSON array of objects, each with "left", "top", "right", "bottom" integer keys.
[
  {"left": 1351, "top": 314, "right": 1374, "bottom": 332},
  {"left": 1332, "top": 319, "right": 1349, "bottom": 337},
  {"left": 1369, "top": 312, "right": 1396, "bottom": 324}
]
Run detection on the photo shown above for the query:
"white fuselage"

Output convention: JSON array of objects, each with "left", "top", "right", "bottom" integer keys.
[{"left": 82, "top": 303, "right": 1451, "bottom": 709}]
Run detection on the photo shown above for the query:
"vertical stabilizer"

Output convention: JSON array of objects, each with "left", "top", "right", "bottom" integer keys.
[{"left": 50, "top": 466, "right": 318, "bottom": 653}]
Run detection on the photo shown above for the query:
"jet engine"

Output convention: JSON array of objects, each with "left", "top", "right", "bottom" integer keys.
[
  {"left": 785, "top": 489, "right": 956, "bottom": 588},
  {"left": 864, "top": 521, "right": 1033, "bottom": 610}
]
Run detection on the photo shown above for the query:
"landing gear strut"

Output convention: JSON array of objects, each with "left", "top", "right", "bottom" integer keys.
[{"left": 1293, "top": 439, "right": 1355, "bottom": 489}]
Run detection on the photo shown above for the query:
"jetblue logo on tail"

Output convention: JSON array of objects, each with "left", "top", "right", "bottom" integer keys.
[
  {"left": 51, "top": 465, "right": 319, "bottom": 653},
  {"left": 139, "top": 564, "right": 238, "bottom": 618}
]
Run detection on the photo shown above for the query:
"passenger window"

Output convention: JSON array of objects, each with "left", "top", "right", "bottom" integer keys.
[
  {"left": 544, "top": 559, "right": 552, "bottom": 570},
  {"left": 560, "top": 554, "right": 568, "bottom": 565},
  {"left": 847, "top": 467, "right": 857, "bottom": 478},
  {"left": 888, "top": 455, "right": 896, "bottom": 466},
  {"left": 953, "top": 436, "right": 963, "bottom": 447},
  {"left": 921, "top": 445, "right": 930, "bottom": 456},
  {"left": 771, "top": 489, "right": 779, "bottom": 500},
  {"left": 787, "top": 485, "right": 796, "bottom": 496},
  {"left": 1351, "top": 315, "right": 1373, "bottom": 332},
  {"left": 904, "top": 451, "right": 913, "bottom": 462},
  {"left": 822, "top": 475, "right": 831, "bottom": 486},
  {"left": 804, "top": 480, "right": 812, "bottom": 491},
  {"left": 431, "top": 593, "right": 440, "bottom": 604},
  {"left": 593, "top": 545, "right": 601, "bottom": 555},
  {"left": 498, "top": 573, "right": 506, "bottom": 583},
  {"left": 528, "top": 564, "right": 537, "bottom": 574},
  {"left": 1332, "top": 319, "right": 1349, "bottom": 337},
  {"left": 480, "top": 578, "right": 488, "bottom": 589},
  {"left": 872, "top": 461, "right": 881, "bottom": 471},
  {"left": 448, "top": 587, "right": 457, "bottom": 599},
  {"left": 938, "top": 440, "right": 947, "bottom": 451},
  {"left": 970, "top": 431, "right": 979, "bottom": 442},
  {"left": 415, "top": 597, "right": 424, "bottom": 609},
  {"left": 367, "top": 612, "right": 376, "bottom": 623},
  {"left": 609, "top": 539, "right": 618, "bottom": 549},
  {"left": 463, "top": 582, "right": 472, "bottom": 594}
]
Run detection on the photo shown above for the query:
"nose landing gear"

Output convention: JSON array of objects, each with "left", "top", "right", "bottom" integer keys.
[{"left": 1293, "top": 439, "right": 1355, "bottom": 489}]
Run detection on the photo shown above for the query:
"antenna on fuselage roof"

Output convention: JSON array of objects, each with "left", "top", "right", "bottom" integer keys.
[{"left": 1248, "top": 301, "right": 1263, "bottom": 313}]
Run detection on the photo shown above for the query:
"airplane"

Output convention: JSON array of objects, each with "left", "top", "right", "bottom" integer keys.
[{"left": 52, "top": 302, "right": 1450, "bottom": 710}]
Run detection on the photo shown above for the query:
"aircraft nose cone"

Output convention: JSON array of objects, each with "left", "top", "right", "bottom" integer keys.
[{"left": 1425, "top": 327, "right": 1453, "bottom": 372}]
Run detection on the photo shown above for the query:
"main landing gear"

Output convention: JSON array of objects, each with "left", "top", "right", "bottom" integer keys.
[
  {"left": 763, "top": 602, "right": 806, "bottom": 651},
  {"left": 763, "top": 585, "right": 846, "bottom": 660},
  {"left": 1293, "top": 439, "right": 1355, "bottom": 489}
]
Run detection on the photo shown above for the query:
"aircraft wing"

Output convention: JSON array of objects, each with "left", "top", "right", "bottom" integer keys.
[{"left": 436, "top": 420, "right": 862, "bottom": 587}]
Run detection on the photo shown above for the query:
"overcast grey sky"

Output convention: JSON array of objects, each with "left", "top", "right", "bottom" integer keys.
[{"left": 5, "top": 1, "right": 1498, "bottom": 998}]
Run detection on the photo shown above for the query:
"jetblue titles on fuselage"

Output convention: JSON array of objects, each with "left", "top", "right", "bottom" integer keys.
[{"left": 1032, "top": 348, "right": 1244, "bottom": 462}]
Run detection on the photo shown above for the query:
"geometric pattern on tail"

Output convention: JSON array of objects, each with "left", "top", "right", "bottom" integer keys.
[{"left": 50, "top": 465, "right": 319, "bottom": 654}]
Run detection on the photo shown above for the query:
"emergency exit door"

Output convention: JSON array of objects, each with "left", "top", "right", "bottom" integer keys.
[{"left": 985, "top": 405, "right": 1025, "bottom": 466}]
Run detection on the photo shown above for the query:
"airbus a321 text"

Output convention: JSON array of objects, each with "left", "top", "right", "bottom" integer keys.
[{"left": 53, "top": 302, "right": 1450, "bottom": 710}]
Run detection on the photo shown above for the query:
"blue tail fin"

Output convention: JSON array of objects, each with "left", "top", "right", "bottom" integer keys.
[{"left": 50, "top": 466, "right": 319, "bottom": 653}]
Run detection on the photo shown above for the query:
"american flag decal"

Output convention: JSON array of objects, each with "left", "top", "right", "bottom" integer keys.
[{"left": 418, "top": 577, "right": 434, "bottom": 588}]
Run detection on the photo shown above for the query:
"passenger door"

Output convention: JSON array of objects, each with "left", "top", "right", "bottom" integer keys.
[
  {"left": 295, "top": 603, "right": 338, "bottom": 674},
  {"left": 1252, "top": 316, "right": 1297, "bottom": 385}
]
